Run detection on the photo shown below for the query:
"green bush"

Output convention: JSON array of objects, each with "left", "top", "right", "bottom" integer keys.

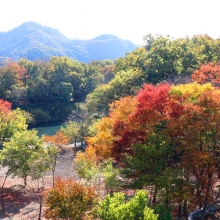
[{"left": 93, "top": 190, "right": 158, "bottom": 220}]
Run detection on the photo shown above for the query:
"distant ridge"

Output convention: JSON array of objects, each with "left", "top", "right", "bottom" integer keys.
[{"left": 0, "top": 22, "right": 137, "bottom": 63}]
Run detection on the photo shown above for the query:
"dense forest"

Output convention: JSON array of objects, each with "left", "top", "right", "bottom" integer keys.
[
  {"left": 1, "top": 34, "right": 220, "bottom": 219},
  {"left": 0, "top": 57, "right": 116, "bottom": 126}
]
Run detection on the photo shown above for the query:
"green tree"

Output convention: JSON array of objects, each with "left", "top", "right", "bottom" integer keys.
[
  {"left": 0, "top": 62, "right": 27, "bottom": 101},
  {"left": 140, "top": 35, "right": 198, "bottom": 83},
  {"left": 60, "top": 121, "right": 81, "bottom": 147},
  {"left": 93, "top": 190, "right": 158, "bottom": 220},
  {"left": 86, "top": 69, "right": 145, "bottom": 114},
  {"left": 191, "top": 34, "right": 220, "bottom": 64},
  {"left": 0, "top": 130, "right": 49, "bottom": 187},
  {"left": 43, "top": 131, "right": 70, "bottom": 186},
  {"left": 0, "top": 103, "right": 27, "bottom": 143},
  {"left": 102, "top": 160, "right": 120, "bottom": 196}
]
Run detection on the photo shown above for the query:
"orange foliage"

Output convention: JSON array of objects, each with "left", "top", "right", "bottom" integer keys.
[
  {"left": 0, "top": 99, "right": 11, "bottom": 115},
  {"left": 86, "top": 117, "right": 114, "bottom": 159},
  {"left": 43, "top": 131, "right": 70, "bottom": 146},
  {"left": 85, "top": 96, "right": 137, "bottom": 160},
  {"left": 44, "top": 177, "right": 97, "bottom": 219}
]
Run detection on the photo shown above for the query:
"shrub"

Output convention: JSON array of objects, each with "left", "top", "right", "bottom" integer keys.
[{"left": 44, "top": 177, "right": 97, "bottom": 220}]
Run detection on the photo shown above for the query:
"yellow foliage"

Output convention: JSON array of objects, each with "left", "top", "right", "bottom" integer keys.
[
  {"left": 170, "top": 82, "right": 215, "bottom": 102},
  {"left": 87, "top": 117, "right": 114, "bottom": 159}
]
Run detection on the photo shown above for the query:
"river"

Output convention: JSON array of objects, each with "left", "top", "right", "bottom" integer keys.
[{"left": 31, "top": 123, "right": 63, "bottom": 137}]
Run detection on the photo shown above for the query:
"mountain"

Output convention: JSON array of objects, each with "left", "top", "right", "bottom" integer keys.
[{"left": 0, "top": 22, "right": 137, "bottom": 63}]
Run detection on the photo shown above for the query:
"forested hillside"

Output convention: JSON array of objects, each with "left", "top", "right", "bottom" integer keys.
[
  {"left": 0, "top": 22, "right": 137, "bottom": 63},
  {"left": 0, "top": 57, "right": 115, "bottom": 125},
  {"left": 87, "top": 34, "right": 220, "bottom": 113},
  {"left": 1, "top": 34, "right": 220, "bottom": 219}
]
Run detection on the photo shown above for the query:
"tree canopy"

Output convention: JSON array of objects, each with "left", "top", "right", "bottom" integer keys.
[
  {"left": 86, "top": 34, "right": 220, "bottom": 114},
  {"left": 78, "top": 82, "right": 220, "bottom": 217}
]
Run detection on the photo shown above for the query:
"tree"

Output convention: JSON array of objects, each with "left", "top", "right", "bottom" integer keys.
[
  {"left": 0, "top": 130, "right": 49, "bottom": 187},
  {"left": 86, "top": 69, "right": 145, "bottom": 114},
  {"left": 60, "top": 121, "right": 81, "bottom": 147},
  {"left": 0, "top": 101, "right": 27, "bottom": 143},
  {"left": 45, "top": 143, "right": 59, "bottom": 187},
  {"left": 86, "top": 83, "right": 115, "bottom": 114},
  {"left": 43, "top": 131, "right": 70, "bottom": 186},
  {"left": 74, "top": 155, "right": 120, "bottom": 195},
  {"left": 192, "top": 62, "right": 220, "bottom": 85},
  {"left": 66, "top": 103, "right": 93, "bottom": 146},
  {"left": 140, "top": 35, "right": 198, "bottom": 84},
  {"left": 92, "top": 190, "right": 158, "bottom": 220},
  {"left": 74, "top": 147, "right": 98, "bottom": 179},
  {"left": 83, "top": 82, "right": 220, "bottom": 218},
  {"left": 43, "top": 130, "right": 70, "bottom": 147},
  {"left": 102, "top": 160, "right": 120, "bottom": 196},
  {"left": 44, "top": 177, "right": 97, "bottom": 220},
  {"left": 0, "top": 62, "right": 28, "bottom": 101},
  {"left": 0, "top": 99, "right": 12, "bottom": 141},
  {"left": 191, "top": 34, "right": 220, "bottom": 64}
]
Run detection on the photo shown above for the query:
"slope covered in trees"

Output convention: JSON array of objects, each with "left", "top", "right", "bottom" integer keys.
[
  {"left": 80, "top": 82, "right": 220, "bottom": 219},
  {"left": 0, "top": 22, "right": 137, "bottom": 63},
  {"left": 87, "top": 34, "right": 220, "bottom": 114},
  {"left": 1, "top": 33, "right": 220, "bottom": 219},
  {"left": 0, "top": 57, "right": 115, "bottom": 125}
]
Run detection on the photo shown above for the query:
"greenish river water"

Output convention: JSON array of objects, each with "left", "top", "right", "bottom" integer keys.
[{"left": 31, "top": 123, "right": 63, "bottom": 137}]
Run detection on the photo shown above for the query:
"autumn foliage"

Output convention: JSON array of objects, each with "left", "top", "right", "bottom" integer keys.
[
  {"left": 78, "top": 82, "right": 220, "bottom": 216},
  {"left": 0, "top": 99, "right": 11, "bottom": 114},
  {"left": 192, "top": 62, "right": 220, "bottom": 85},
  {"left": 43, "top": 130, "right": 70, "bottom": 147},
  {"left": 44, "top": 177, "right": 97, "bottom": 220},
  {"left": 0, "top": 99, "right": 27, "bottom": 140}
]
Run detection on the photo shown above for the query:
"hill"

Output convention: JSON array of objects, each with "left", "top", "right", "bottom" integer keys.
[{"left": 0, "top": 22, "right": 137, "bottom": 63}]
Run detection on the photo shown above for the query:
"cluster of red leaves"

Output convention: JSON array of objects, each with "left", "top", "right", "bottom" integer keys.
[
  {"left": 111, "top": 84, "right": 171, "bottom": 155},
  {"left": 192, "top": 62, "right": 220, "bottom": 85},
  {"left": 84, "top": 81, "right": 220, "bottom": 212}
]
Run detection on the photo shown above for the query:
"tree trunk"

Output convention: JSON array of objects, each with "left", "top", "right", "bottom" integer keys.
[
  {"left": 200, "top": 174, "right": 212, "bottom": 220},
  {"left": 52, "top": 155, "right": 57, "bottom": 187},
  {"left": 24, "top": 176, "right": 27, "bottom": 188},
  {"left": 38, "top": 200, "right": 42, "bottom": 220},
  {"left": 52, "top": 170, "right": 55, "bottom": 187},
  {"left": 177, "top": 203, "right": 182, "bottom": 219},
  {"left": 183, "top": 200, "right": 188, "bottom": 219},
  {"left": 152, "top": 187, "right": 158, "bottom": 204},
  {"left": 1, "top": 173, "right": 8, "bottom": 211}
]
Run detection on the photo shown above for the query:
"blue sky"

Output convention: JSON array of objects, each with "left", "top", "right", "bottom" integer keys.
[{"left": 0, "top": 0, "right": 219, "bottom": 44}]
